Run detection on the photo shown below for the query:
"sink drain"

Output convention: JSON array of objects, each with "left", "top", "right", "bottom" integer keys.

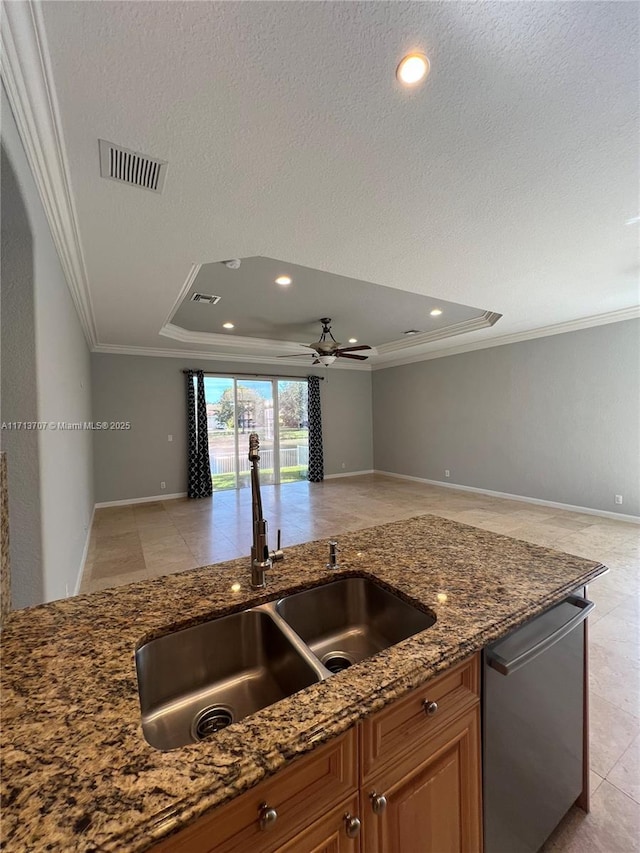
[
  {"left": 192, "top": 706, "right": 234, "bottom": 740},
  {"left": 321, "top": 652, "right": 355, "bottom": 674}
]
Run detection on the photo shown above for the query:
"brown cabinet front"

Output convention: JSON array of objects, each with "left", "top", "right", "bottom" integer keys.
[
  {"left": 360, "top": 655, "right": 480, "bottom": 782},
  {"left": 150, "top": 729, "right": 358, "bottom": 853},
  {"left": 278, "top": 794, "right": 362, "bottom": 853},
  {"left": 360, "top": 706, "right": 482, "bottom": 853}
]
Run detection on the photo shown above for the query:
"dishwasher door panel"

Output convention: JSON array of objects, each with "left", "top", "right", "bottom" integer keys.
[{"left": 483, "top": 597, "right": 590, "bottom": 853}]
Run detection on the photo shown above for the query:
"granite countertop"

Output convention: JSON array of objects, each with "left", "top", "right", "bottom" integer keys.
[{"left": 0, "top": 515, "right": 607, "bottom": 852}]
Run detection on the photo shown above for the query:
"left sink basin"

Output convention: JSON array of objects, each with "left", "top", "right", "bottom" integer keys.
[{"left": 136, "top": 609, "right": 321, "bottom": 750}]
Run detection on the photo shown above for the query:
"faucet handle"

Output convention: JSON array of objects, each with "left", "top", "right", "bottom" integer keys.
[{"left": 270, "top": 529, "right": 284, "bottom": 563}]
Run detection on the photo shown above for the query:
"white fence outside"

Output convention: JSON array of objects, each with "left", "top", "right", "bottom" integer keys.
[{"left": 210, "top": 445, "right": 308, "bottom": 475}]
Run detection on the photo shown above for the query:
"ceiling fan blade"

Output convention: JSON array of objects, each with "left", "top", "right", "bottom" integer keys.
[
  {"left": 277, "top": 353, "right": 313, "bottom": 358},
  {"left": 337, "top": 352, "right": 369, "bottom": 361},
  {"left": 337, "top": 344, "right": 372, "bottom": 353}
]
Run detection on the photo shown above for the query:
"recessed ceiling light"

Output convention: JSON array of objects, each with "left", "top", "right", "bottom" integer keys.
[
  {"left": 348, "top": 338, "right": 358, "bottom": 344},
  {"left": 396, "top": 53, "right": 430, "bottom": 86},
  {"left": 430, "top": 309, "right": 443, "bottom": 316},
  {"left": 403, "top": 329, "right": 421, "bottom": 335},
  {"left": 222, "top": 322, "right": 234, "bottom": 329},
  {"left": 275, "top": 275, "right": 292, "bottom": 286}
]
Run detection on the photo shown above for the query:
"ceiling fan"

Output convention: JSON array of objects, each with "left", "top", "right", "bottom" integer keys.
[{"left": 280, "top": 318, "right": 372, "bottom": 365}]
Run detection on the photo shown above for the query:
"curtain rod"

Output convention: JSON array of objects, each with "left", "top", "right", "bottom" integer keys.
[{"left": 182, "top": 370, "right": 324, "bottom": 381}]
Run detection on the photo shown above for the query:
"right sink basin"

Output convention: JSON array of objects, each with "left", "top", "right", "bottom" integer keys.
[{"left": 276, "top": 576, "right": 436, "bottom": 674}]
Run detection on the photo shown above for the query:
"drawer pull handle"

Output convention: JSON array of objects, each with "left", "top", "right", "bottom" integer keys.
[
  {"left": 343, "top": 813, "right": 361, "bottom": 838},
  {"left": 258, "top": 803, "right": 278, "bottom": 831},
  {"left": 423, "top": 699, "right": 438, "bottom": 716},
  {"left": 370, "top": 792, "right": 388, "bottom": 814}
]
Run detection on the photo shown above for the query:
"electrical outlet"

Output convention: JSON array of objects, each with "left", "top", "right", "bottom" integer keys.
[
  {"left": 160, "top": 481, "right": 166, "bottom": 490},
  {"left": 445, "top": 469, "right": 450, "bottom": 478},
  {"left": 341, "top": 462, "right": 346, "bottom": 469},
  {"left": 615, "top": 494, "right": 623, "bottom": 505},
  {"left": 168, "top": 434, "right": 173, "bottom": 442}
]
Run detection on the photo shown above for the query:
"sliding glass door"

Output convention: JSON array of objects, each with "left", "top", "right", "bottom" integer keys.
[
  {"left": 203, "top": 376, "right": 308, "bottom": 491},
  {"left": 203, "top": 376, "right": 237, "bottom": 490},
  {"left": 236, "top": 380, "right": 274, "bottom": 489},
  {"left": 277, "top": 380, "right": 309, "bottom": 484}
]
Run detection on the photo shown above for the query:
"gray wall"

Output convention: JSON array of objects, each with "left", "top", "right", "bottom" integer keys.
[
  {"left": 373, "top": 319, "right": 640, "bottom": 517},
  {"left": 1, "top": 85, "right": 94, "bottom": 607},
  {"left": 91, "top": 354, "right": 373, "bottom": 504}
]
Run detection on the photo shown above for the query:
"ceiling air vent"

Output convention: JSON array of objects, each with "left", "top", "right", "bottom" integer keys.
[
  {"left": 190, "top": 293, "right": 221, "bottom": 305},
  {"left": 99, "top": 139, "right": 168, "bottom": 193}
]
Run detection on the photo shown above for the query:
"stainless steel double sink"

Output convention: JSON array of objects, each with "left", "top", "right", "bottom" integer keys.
[{"left": 135, "top": 576, "right": 436, "bottom": 750}]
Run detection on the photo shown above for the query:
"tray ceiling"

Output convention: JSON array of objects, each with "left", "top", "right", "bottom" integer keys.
[
  {"left": 166, "top": 256, "right": 501, "bottom": 360},
  {"left": 3, "top": 1, "right": 637, "bottom": 366}
]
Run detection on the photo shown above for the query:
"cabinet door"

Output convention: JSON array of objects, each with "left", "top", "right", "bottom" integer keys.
[
  {"left": 149, "top": 730, "right": 358, "bottom": 853},
  {"left": 279, "top": 795, "right": 362, "bottom": 853},
  {"left": 361, "top": 707, "right": 481, "bottom": 853}
]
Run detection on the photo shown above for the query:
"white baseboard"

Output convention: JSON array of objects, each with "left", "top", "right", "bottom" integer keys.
[
  {"left": 324, "top": 470, "right": 375, "bottom": 480},
  {"left": 374, "top": 470, "right": 640, "bottom": 524},
  {"left": 95, "top": 492, "right": 187, "bottom": 509},
  {"left": 74, "top": 504, "right": 95, "bottom": 595}
]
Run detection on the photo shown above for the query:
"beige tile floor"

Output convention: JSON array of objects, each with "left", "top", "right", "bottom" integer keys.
[{"left": 81, "top": 474, "right": 640, "bottom": 851}]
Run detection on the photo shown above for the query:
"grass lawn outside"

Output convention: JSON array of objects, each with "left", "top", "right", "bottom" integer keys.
[{"left": 211, "top": 464, "right": 308, "bottom": 491}]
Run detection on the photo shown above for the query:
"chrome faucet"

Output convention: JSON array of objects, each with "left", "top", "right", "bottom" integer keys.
[{"left": 249, "top": 433, "right": 284, "bottom": 588}]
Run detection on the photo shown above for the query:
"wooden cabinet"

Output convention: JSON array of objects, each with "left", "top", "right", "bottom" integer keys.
[
  {"left": 279, "top": 795, "right": 362, "bottom": 853},
  {"left": 149, "top": 655, "right": 481, "bottom": 853},
  {"left": 150, "top": 730, "right": 358, "bottom": 853},
  {"left": 360, "top": 655, "right": 480, "bottom": 779},
  {"left": 359, "top": 655, "right": 482, "bottom": 853},
  {"left": 359, "top": 708, "right": 481, "bottom": 852}
]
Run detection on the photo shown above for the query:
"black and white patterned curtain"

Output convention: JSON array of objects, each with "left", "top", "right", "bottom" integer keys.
[
  {"left": 307, "top": 375, "right": 324, "bottom": 482},
  {"left": 185, "top": 370, "right": 213, "bottom": 499}
]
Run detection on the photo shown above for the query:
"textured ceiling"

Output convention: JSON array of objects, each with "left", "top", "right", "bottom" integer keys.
[{"left": 37, "top": 1, "right": 639, "bottom": 361}]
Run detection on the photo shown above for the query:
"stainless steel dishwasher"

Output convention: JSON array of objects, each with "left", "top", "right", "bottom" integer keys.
[{"left": 483, "top": 593, "right": 594, "bottom": 853}]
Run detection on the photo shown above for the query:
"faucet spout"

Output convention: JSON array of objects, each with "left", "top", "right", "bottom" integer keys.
[{"left": 248, "top": 433, "right": 284, "bottom": 588}]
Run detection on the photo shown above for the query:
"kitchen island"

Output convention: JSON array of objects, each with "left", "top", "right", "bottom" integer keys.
[{"left": 0, "top": 515, "right": 606, "bottom": 851}]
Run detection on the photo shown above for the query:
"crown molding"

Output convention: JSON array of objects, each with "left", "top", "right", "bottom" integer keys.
[
  {"left": 371, "top": 306, "right": 640, "bottom": 369},
  {"left": 1, "top": 1, "right": 98, "bottom": 347},
  {"left": 375, "top": 311, "right": 502, "bottom": 354},
  {"left": 91, "top": 343, "right": 372, "bottom": 369},
  {"left": 160, "top": 264, "right": 202, "bottom": 328},
  {"left": 160, "top": 311, "right": 499, "bottom": 357},
  {"left": 158, "top": 322, "right": 317, "bottom": 353},
  {"left": 94, "top": 306, "right": 638, "bottom": 370},
  {"left": 160, "top": 320, "right": 381, "bottom": 358}
]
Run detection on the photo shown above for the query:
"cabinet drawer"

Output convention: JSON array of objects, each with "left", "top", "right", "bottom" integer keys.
[
  {"left": 150, "top": 728, "right": 358, "bottom": 853},
  {"left": 360, "top": 653, "right": 479, "bottom": 781}
]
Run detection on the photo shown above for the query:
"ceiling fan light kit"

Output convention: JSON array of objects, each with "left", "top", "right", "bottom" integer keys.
[{"left": 278, "top": 318, "right": 373, "bottom": 366}]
